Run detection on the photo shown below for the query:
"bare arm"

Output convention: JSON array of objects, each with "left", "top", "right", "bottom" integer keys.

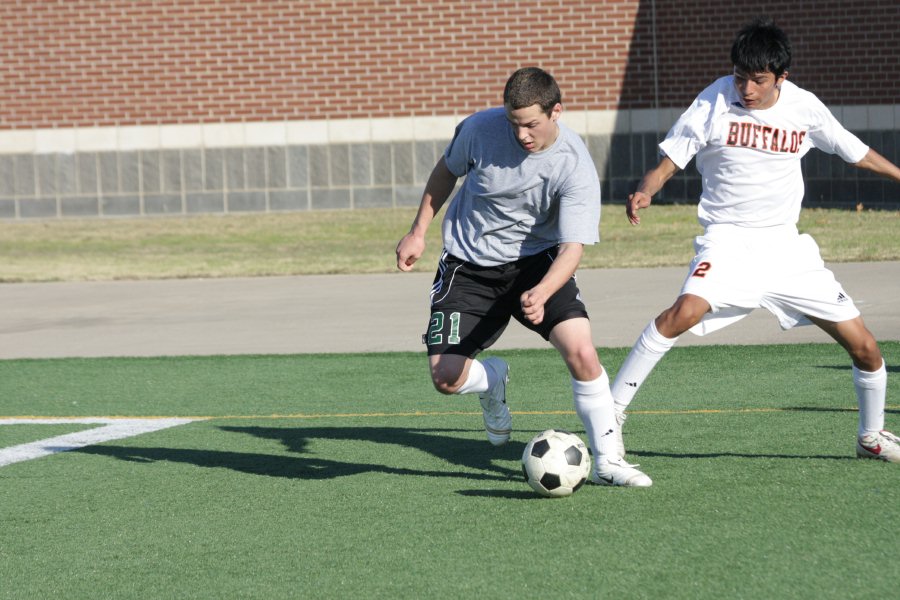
[
  {"left": 853, "top": 148, "right": 900, "bottom": 183},
  {"left": 520, "top": 242, "right": 584, "bottom": 325},
  {"left": 626, "top": 156, "right": 681, "bottom": 225},
  {"left": 395, "top": 156, "right": 458, "bottom": 271}
]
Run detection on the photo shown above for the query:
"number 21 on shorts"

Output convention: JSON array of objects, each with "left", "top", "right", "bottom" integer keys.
[{"left": 427, "top": 311, "right": 462, "bottom": 345}]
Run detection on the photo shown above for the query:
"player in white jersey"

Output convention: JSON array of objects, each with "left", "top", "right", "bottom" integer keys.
[
  {"left": 610, "top": 18, "right": 900, "bottom": 467},
  {"left": 396, "top": 68, "right": 651, "bottom": 487}
]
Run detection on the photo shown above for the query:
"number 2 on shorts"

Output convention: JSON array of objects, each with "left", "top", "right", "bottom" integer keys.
[{"left": 691, "top": 261, "right": 711, "bottom": 278}]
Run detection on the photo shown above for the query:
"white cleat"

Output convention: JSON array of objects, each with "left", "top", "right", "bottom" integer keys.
[
  {"left": 856, "top": 430, "right": 900, "bottom": 463},
  {"left": 590, "top": 456, "right": 652, "bottom": 487},
  {"left": 478, "top": 357, "right": 511, "bottom": 446}
]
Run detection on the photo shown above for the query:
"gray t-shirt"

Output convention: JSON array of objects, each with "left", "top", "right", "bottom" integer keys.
[{"left": 441, "top": 107, "right": 602, "bottom": 267}]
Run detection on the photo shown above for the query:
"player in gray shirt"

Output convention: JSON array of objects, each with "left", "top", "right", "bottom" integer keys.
[
  {"left": 396, "top": 67, "right": 651, "bottom": 487},
  {"left": 440, "top": 106, "right": 601, "bottom": 266}
]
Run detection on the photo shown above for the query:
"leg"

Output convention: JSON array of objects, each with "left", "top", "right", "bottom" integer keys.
[
  {"left": 428, "top": 353, "right": 472, "bottom": 395},
  {"left": 808, "top": 316, "right": 884, "bottom": 434},
  {"left": 546, "top": 290, "right": 709, "bottom": 384},
  {"left": 655, "top": 293, "right": 712, "bottom": 338},
  {"left": 424, "top": 252, "right": 515, "bottom": 445},
  {"left": 808, "top": 315, "right": 899, "bottom": 462},
  {"left": 549, "top": 318, "right": 651, "bottom": 487},
  {"left": 548, "top": 317, "right": 602, "bottom": 381},
  {"left": 611, "top": 293, "right": 710, "bottom": 410},
  {"left": 429, "top": 353, "right": 511, "bottom": 446},
  {"left": 608, "top": 294, "right": 710, "bottom": 457},
  {"left": 806, "top": 314, "right": 881, "bottom": 371}
]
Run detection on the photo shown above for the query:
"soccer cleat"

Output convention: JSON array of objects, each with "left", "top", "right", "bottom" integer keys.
[
  {"left": 856, "top": 430, "right": 900, "bottom": 463},
  {"left": 590, "top": 456, "right": 652, "bottom": 487},
  {"left": 613, "top": 410, "right": 627, "bottom": 458},
  {"left": 478, "top": 357, "right": 511, "bottom": 446}
]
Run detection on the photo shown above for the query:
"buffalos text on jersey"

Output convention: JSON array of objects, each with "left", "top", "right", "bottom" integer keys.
[{"left": 725, "top": 121, "right": 807, "bottom": 153}]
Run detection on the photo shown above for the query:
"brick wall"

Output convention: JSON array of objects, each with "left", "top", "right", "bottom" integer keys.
[
  {"left": 646, "top": 1, "right": 900, "bottom": 107},
  {"left": 0, "top": 0, "right": 896, "bottom": 130},
  {"left": 0, "top": 0, "right": 637, "bottom": 128}
]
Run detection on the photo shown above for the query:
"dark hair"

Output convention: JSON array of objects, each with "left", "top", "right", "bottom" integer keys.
[
  {"left": 730, "top": 17, "right": 792, "bottom": 77},
  {"left": 503, "top": 67, "right": 562, "bottom": 115}
]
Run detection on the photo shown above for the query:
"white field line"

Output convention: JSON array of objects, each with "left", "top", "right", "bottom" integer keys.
[{"left": 0, "top": 417, "right": 197, "bottom": 467}]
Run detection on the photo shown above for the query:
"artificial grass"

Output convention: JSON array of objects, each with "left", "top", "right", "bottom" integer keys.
[
  {"left": 1, "top": 343, "right": 898, "bottom": 599},
  {"left": 0, "top": 424, "right": 96, "bottom": 447}
]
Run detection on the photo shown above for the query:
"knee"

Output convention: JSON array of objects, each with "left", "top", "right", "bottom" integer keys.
[
  {"left": 563, "top": 345, "right": 602, "bottom": 381},
  {"left": 431, "top": 378, "right": 457, "bottom": 395},
  {"left": 656, "top": 295, "right": 709, "bottom": 337},
  {"left": 430, "top": 364, "right": 465, "bottom": 395},
  {"left": 850, "top": 336, "right": 882, "bottom": 371}
]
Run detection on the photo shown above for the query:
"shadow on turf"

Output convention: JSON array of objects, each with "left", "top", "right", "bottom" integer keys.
[
  {"left": 627, "top": 449, "right": 854, "bottom": 460},
  {"left": 816, "top": 364, "right": 900, "bottom": 374},
  {"left": 457, "top": 489, "right": 541, "bottom": 499},
  {"left": 75, "top": 426, "right": 530, "bottom": 487}
]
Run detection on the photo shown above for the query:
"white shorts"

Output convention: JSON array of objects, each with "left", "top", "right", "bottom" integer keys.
[{"left": 681, "top": 224, "right": 860, "bottom": 336}]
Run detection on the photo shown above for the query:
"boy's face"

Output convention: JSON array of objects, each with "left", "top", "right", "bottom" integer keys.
[
  {"left": 505, "top": 102, "right": 562, "bottom": 153},
  {"left": 733, "top": 67, "right": 787, "bottom": 110}
]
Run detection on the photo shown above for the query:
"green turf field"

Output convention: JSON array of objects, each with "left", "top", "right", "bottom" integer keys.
[{"left": 2, "top": 343, "right": 897, "bottom": 599}]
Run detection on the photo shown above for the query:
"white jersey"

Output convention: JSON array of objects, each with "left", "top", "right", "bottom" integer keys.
[{"left": 660, "top": 77, "right": 869, "bottom": 228}]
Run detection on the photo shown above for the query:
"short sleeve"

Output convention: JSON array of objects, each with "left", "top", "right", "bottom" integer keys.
[
  {"left": 659, "top": 95, "right": 714, "bottom": 170},
  {"left": 443, "top": 118, "right": 472, "bottom": 177},
  {"left": 805, "top": 100, "right": 869, "bottom": 164}
]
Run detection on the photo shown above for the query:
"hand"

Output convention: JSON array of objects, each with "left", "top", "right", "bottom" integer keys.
[
  {"left": 626, "top": 191, "right": 652, "bottom": 225},
  {"left": 520, "top": 288, "right": 549, "bottom": 325},
  {"left": 395, "top": 233, "right": 425, "bottom": 272}
]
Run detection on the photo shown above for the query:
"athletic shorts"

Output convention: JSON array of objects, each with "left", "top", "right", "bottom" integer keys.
[
  {"left": 424, "top": 247, "right": 589, "bottom": 357},
  {"left": 681, "top": 224, "right": 860, "bottom": 336}
]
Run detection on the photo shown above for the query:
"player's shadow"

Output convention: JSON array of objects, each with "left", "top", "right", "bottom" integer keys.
[
  {"left": 228, "top": 424, "right": 527, "bottom": 479},
  {"left": 627, "top": 449, "right": 854, "bottom": 461},
  {"left": 75, "top": 426, "right": 527, "bottom": 485},
  {"left": 816, "top": 364, "right": 900, "bottom": 374}
]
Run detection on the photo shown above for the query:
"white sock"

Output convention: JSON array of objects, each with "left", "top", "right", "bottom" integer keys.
[
  {"left": 611, "top": 320, "right": 678, "bottom": 412},
  {"left": 854, "top": 361, "right": 887, "bottom": 436},
  {"left": 455, "top": 359, "right": 490, "bottom": 395},
  {"left": 572, "top": 369, "right": 619, "bottom": 461}
]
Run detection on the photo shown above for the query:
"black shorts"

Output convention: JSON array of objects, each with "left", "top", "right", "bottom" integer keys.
[{"left": 424, "top": 247, "right": 589, "bottom": 357}]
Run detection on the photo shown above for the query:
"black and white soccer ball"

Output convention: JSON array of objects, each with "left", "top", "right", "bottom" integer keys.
[{"left": 521, "top": 429, "right": 590, "bottom": 498}]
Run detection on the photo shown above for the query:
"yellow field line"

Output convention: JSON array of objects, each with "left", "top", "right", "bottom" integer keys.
[{"left": 3, "top": 405, "right": 898, "bottom": 421}]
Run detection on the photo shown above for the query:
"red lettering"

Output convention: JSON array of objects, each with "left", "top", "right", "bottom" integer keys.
[
  {"left": 779, "top": 129, "right": 791, "bottom": 152},
  {"left": 726, "top": 122, "right": 739, "bottom": 146},
  {"left": 691, "top": 261, "right": 712, "bottom": 278},
  {"left": 751, "top": 124, "right": 761, "bottom": 148},
  {"left": 739, "top": 122, "right": 751, "bottom": 147},
  {"left": 726, "top": 122, "right": 808, "bottom": 154},
  {"left": 761, "top": 126, "right": 773, "bottom": 150}
]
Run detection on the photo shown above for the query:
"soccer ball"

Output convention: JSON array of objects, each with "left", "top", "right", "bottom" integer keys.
[{"left": 521, "top": 429, "right": 591, "bottom": 497}]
